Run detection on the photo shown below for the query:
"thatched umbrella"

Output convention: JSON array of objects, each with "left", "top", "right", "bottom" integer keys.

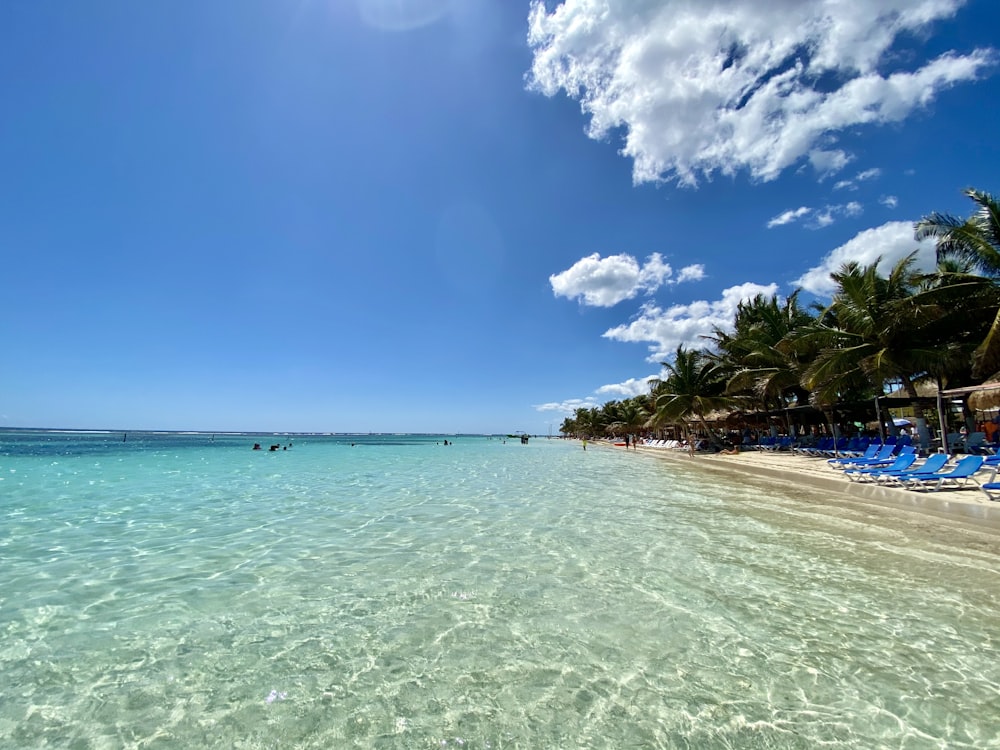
[{"left": 968, "top": 381, "right": 1000, "bottom": 412}]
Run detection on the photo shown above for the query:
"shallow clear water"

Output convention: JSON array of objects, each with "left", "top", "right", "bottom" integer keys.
[{"left": 1, "top": 430, "right": 999, "bottom": 749}]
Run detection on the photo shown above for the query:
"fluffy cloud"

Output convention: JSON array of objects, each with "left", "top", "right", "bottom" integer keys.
[
  {"left": 527, "top": 0, "right": 994, "bottom": 185},
  {"left": 834, "top": 167, "right": 883, "bottom": 190},
  {"left": 767, "top": 206, "right": 812, "bottom": 228},
  {"left": 550, "top": 252, "right": 703, "bottom": 307},
  {"left": 534, "top": 397, "right": 599, "bottom": 414},
  {"left": 534, "top": 377, "right": 657, "bottom": 416},
  {"left": 595, "top": 376, "right": 658, "bottom": 399},
  {"left": 603, "top": 282, "right": 780, "bottom": 362},
  {"left": 676, "top": 264, "right": 706, "bottom": 283},
  {"left": 881, "top": 195, "right": 899, "bottom": 208},
  {"left": 767, "top": 202, "right": 863, "bottom": 229},
  {"left": 792, "top": 220, "right": 937, "bottom": 296}
]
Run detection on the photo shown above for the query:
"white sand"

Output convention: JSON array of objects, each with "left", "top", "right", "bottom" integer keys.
[{"left": 626, "top": 442, "right": 1000, "bottom": 533}]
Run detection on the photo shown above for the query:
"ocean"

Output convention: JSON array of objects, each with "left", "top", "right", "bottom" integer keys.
[{"left": 1, "top": 429, "right": 999, "bottom": 749}]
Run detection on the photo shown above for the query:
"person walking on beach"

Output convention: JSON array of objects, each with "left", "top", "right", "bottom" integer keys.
[{"left": 582, "top": 437, "right": 587, "bottom": 451}]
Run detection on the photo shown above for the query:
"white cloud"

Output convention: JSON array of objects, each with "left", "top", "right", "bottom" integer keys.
[
  {"left": 676, "top": 264, "right": 705, "bottom": 283},
  {"left": 550, "top": 252, "right": 698, "bottom": 307},
  {"left": 595, "top": 376, "right": 658, "bottom": 399},
  {"left": 814, "top": 209, "right": 836, "bottom": 228},
  {"left": 535, "top": 376, "right": 657, "bottom": 417},
  {"left": 767, "top": 206, "right": 812, "bottom": 228},
  {"left": 810, "top": 149, "right": 852, "bottom": 177},
  {"left": 527, "top": 0, "right": 994, "bottom": 185},
  {"left": 833, "top": 167, "right": 883, "bottom": 190},
  {"left": 603, "top": 282, "right": 780, "bottom": 362},
  {"left": 534, "top": 397, "right": 599, "bottom": 414},
  {"left": 881, "top": 194, "right": 899, "bottom": 208},
  {"left": 792, "top": 220, "right": 937, "bottom": 296},
  {"left": 768, "top": 202, "right": 863, "bottom": 229}
]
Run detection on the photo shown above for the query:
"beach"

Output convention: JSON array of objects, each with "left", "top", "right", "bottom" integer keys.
[{"left": 629, "top": 440, "right": 1000, "bottom": 539}]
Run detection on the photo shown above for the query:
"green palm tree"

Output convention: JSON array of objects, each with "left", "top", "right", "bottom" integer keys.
[
  {"left": 916, "top": 188, "right": 1000, "bottom": 377},
  {"left": 794, "top": 253, "right": 992, "bottom": 449},
  {"left": 559, "top": 415, "right": 576, "bottom": 436},
  {"left": 916, "top": 188, "right": 1000, "bottom": 276},
  {"left": 707, "top": 292, "right": 815, "bottom": 433},
  {"left": 571, "top": 406, "right": 605, "bottom": 439},
  {"left": 648, "top": 346, "right": 735, "bottom": 453},
  {"left": 605, "top": 397, "right": 650, "bottom": 441}
]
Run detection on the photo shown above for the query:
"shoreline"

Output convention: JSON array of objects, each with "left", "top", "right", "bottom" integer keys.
[{"left": 609, "top": 441, "right": 1000, "bottom": 535}]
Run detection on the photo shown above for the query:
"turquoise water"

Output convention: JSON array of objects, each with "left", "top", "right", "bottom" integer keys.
[{"left": 2, "top": 430, "right": 999, "bottom": 749}]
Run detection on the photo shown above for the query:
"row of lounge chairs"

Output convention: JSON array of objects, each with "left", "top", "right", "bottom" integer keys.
[
  {"left": 638, "top": 434, "right": 1000, "bottom": 500},
  {"left": 824, "top": 443, "right": 1000, "bottom": 499},
  {"left": 640, "top": 439, "right": 697, "bottom": 450}
]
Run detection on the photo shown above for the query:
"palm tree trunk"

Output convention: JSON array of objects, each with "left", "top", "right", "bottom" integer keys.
[
  {"left": 900, "top": 374, "right": 930, "bottom": 451},
  {"left": 695, "top": 414, "right": 728, "bottom": 452},
  {"left": 822, "top": 408, "right": 839, "bottom": 456}
]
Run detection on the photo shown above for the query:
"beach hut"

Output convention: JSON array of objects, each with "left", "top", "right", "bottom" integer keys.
[{"left": 938, "top": 381, "right": 1000, "bottom": 452}]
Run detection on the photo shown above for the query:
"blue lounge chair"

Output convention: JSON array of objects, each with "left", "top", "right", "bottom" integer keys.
[
  {"left": 871, "top": 453, "right": 950, "bottom": 485},
  {"left": 980, "top": 475, "right": 1000, "bottom": 502},
  {"left": 840, "top": 443, "right": 908, "bottom": 469},
  {"left": 844, "top": 452, "right": 918, "bottom": 482},
  {"left": 797, "top": 437, "right": 832, "bottom": 456},
  {"left": 828, "top": 443, "right": 880, "bottom": 467},
  {"left": 842, "top": 437, "right": 871, "bottom": 457},
  {"left": 898, "top": 455, "right": 985, "bottom": 491},
  {"left": 819, "top": 436, "right": 850, "bottom": 457},
  {"left": 756, "top": 436, "right": 776, "bottom": 451}
]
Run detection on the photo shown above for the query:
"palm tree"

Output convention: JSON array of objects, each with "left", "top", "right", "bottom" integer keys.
[
  {"left": 570, "top": 406, "right": 605, "bottom": 439},
  {"left": 648, "top": 346, "right": 736, "bottom": 453},
  {"left": 916, "top": 188, "right": 1000, "bottom": 276},
  {"left": 794, "top": 253, "right": 993, "bottom": 449},
  {"left": 707, "top": 292, "right": 815, "bottom": 434},
  {"left": 605, "top": 397, "right": 650, "bottom": 442},
  {"left": 916, "top": 188, "right": 1000, "bottom": 378}
]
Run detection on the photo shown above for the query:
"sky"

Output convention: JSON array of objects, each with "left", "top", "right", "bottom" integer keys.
[{"left": 2, "top": 0, "right": 999, "bottom": 435}]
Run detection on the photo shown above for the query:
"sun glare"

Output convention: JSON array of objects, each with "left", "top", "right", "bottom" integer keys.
[{"left": 356, "top": 0, "right": 451, "bottom": 32}]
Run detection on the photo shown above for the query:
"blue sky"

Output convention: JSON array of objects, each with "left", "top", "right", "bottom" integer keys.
[{"left": 2, "top": 0, "right": 998, "bottom": 434}]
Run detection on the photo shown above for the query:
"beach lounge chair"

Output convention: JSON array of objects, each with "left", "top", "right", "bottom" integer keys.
[
  {"left": 964, "top": 432, "right": 988, "bottom": 453},
  {"left": 827, "top": 443, "right": 880, "bottom": 467},
  {"left": 755, "top": 436, "right": 775, "bottom": 451},
  {"left": 820, "top": 436, "right": 850, "bottom": 457},
  {"left": 837, "top": 443, "right": 901, "bottom": 469},
  {"left": 869, "top": 453, "right": 950, "bottom": 484},
  {"left": 980, "top": 471, "right": 1000, "bottom": 501},
  {"left": 791, "top": 438, "right": 815, "bottom": 455},
  {"left": 841, "top": 437, "right": 871, "bottom": 458},
  {"left": 898, "top": 455, "right": 985, "bottom": 491},
  {"left": 799, "top": 437, "right": 834, "bottom": 457},
  {"left": 980, "top": 482, "right": 1000, "bottom": 501},
  {"left": 843, "top": 452, "right": 918, "bottom": 482}
]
